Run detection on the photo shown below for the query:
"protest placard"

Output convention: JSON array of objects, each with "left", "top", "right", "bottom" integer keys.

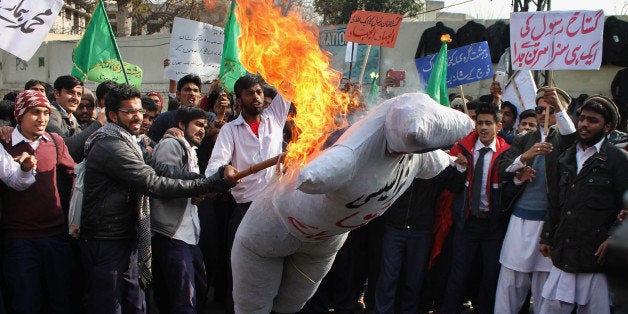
[
  {"left": 0, "top": 0, "right": 63, "bottom": 61},
  {"left": 502, "top": 70, "right": 538, "bottom": 110},
  {"left": 344, "top": 10, "right": 403, "bottom": 48},
  {"left": 165, "top": 17, "right": 224, "bottom": 82},
  {"left": 510, "top": 10, "right": 604, "bottom": 70},
  {"left": 415, "top": 41, "right": 494, "bottom": 88}
]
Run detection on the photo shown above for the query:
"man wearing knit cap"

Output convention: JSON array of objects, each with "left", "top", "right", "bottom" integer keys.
[
  {"left": 495, "top": 86, "right": 576, "bottom": 313},
  {"left": 1, "top": 90, "right": 76, "bottom": 313},
  {"left": 539, "top": 96, "right": 627, "bottom": 313}
]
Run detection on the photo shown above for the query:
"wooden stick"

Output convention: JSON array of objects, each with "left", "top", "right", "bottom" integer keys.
[
  {"left": 234, "top": 154, "right": 283, "bottom": 180},
  {"left": 510, "top": 73, "right": 526, "bottom": 112},
  {"left": 358, "top": 45, "right": 372, "bottom": 85},
  {"left": 544, "top": 70, "right": 553, "bottom": 136},
  {"left": 458, "top": 85, "right": 469, "bottom": 114}
]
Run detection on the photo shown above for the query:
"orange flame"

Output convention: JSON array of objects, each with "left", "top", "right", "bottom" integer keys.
[
  {"left": 440, "top": 34, "right": 452, "bottom": 43},
  {"left": 234, "top": 0, "right": 353, "bottom": 167}
]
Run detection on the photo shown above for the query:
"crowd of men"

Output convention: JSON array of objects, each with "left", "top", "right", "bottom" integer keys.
[{"left": 0, "top": 70, "right": 625, "bottom": 314}]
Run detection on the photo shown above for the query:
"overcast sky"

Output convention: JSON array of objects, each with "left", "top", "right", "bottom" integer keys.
[{"left": 442, "top": 0, "right": 628, "bottom": 19}]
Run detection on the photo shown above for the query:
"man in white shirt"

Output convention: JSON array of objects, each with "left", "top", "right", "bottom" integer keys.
[
  {"left": 205, "top": 74, "right": 290, "bottom": 312},
  {"left": 206, "top": 74, "right": 290, "bottom": 241},
  {"left": 150, "top": 106, "right": 210, "bottom": 313},
  {"left": 539, "top": 96, "right": 627, "bottom": 313}
]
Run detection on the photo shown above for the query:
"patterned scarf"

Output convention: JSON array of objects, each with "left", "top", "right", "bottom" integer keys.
[{"left": 85, "top": 122, "right": 152, "bottom": 288}]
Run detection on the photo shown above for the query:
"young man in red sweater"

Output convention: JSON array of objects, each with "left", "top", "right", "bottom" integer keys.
[{"left": 1, "top": 90, "right": 75, "bottom": 313}]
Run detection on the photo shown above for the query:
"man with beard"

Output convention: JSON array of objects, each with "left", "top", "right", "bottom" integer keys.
[
  {"left": 75, "top": 87, "right": 96, "bottom": 129},
  {"left": 539, "top": 96, "right": 627, "bottom": 313},
  {"left": 150, "top": 106, "right": 209, "bottom": 313},
  {"left": 79, "top": 85, "right": 238, "bottom": 314},
  {"left": 205, "top": 74, "right": 290, "bottom": 312}
]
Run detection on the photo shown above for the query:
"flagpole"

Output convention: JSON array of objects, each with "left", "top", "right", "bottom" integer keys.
[
  {"left": 358, "top": 45, "right": 372, "bottom": 85},
  {"left": 99, "top": 0, "right": 130, "bottom": 86}
]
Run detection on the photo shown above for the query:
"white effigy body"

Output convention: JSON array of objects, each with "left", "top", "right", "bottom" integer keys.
[{"left": 231, "top": 93, "right": 475, "bottom": 313}]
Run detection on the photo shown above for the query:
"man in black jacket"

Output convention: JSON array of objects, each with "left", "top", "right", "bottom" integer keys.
[
  {"left": 79, "top": 84, "right": 238, "bottom": 314},
  {"left": 539, "top": 96, "right": 628, "bottom": 313}
]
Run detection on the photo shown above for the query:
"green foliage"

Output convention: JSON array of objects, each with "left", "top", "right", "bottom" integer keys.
[{"left": 313, "top": 0, "right": 423, "bottom": 24}]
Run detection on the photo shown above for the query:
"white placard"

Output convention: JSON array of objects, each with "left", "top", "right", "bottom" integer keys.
[
  {"left": 510, "top": 10, "right": 604, "bottom": 70},
  {"left": 344, "top": 42, "right": 358, "bottom": 62},
  {"left": 0, "top": 0, "right": 63, "bottom": 61},
  {"left": 502, "top": 70, "right": 538, "bottom": 111},
  {"left": 165, "top": 17, "right": 224, "bottom": 82}
]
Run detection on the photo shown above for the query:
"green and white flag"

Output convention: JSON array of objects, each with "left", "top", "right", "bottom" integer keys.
[{"left": 71, "top": 0, "right": 142, "bottom": 88}]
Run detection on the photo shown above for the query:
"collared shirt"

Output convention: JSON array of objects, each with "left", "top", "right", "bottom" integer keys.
[
  {"left": 473, "top": 138, "right": 497, "bottom": 212},
  {"left": 172, "top": 138, "right": 201, "bottom": 245},
  {"left": 506, "top": 109, "right": 576, "bottom": 175},
  {"left": 0, "top": 145, "right": 35, "bottom": 191},
  {"left": 12, "top": 127, "right": 49, "bottom": 151},
  {"left": 206, "top": 94, "right": 290, "bottom": 204},
  {"left": 575, "top": 137, "right": 605, "bottom": 174}
]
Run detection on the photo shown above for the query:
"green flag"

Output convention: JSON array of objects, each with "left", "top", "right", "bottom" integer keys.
[
  {"left": 219, "top": 1, "right": 246, "bottom": 92},
  {"left": 426, "top": 36, "right": 450, "bottom": 107},
  {"left": 368, "top": 72, "right": 379, "bottom": 106},
  {"left": 71, "top": 0, "right": 142, "bottom": 89}
]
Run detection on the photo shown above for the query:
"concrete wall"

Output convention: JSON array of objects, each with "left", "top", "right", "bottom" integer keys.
[{"left": 2, "top": 17, "right": 626, "bottom": 100}]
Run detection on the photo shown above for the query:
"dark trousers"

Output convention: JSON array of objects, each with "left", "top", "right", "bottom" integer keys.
[
  {"left": 79, "top": 238, "right": 145, "bottom": 314},
  {"left": 442, "top": 216, "right": 506, "bottom": 314},
  {"left": 152, "top": 234, "right": 208, "bottom": 314},
  {"left": 374, "top": 224, "right": 432, "bottom": 314},
  {"left": 2, "top": 234, "right": 72, "bottom": 314}
]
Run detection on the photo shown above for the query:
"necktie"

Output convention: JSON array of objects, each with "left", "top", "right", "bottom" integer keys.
[{"left": 470, "top": 147, "right": 491, "bottom": 214}]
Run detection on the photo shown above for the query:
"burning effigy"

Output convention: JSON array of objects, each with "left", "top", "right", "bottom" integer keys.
[
  {"left": 228, "top": 0, "right": 475, "bottom": 313},
  {"left": 231, "top": 93, "right": 474, "bottom": 313}
]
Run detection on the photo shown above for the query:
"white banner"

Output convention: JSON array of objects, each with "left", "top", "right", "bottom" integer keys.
[
  {"left": 165, "top": 17, "right": 224, "bottom": 82},
  {"left": 503, "top": 70, "right": 538, "bottom": 111},
  {"left": 510, "top": 10, "right": 604, "bottom": 70},
  {"left": 0, "top": 0, "right": 63, "bottom": 61}
]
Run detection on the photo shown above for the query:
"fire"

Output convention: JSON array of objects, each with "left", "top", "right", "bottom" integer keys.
[
  {"left": 234, "top": 0, "right": 353, "bottom": 167},
  {"left": 440, "top": 34, "right": 452, "bottom": 43}
]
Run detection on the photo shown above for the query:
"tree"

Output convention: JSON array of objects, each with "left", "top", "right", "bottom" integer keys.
[{"left": 313, "top": 0, "right": 423, "bottom": 25}]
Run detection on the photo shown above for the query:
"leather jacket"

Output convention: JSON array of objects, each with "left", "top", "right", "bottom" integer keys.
[{"left": 80, "top": 135, "right": 228, "bottom": 240}]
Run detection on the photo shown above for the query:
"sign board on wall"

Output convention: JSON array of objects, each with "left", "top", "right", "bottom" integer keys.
[
  {"left": 344, "top": 10, "right": 403, "bottom": 48},
  {"left": 510, "top": 10, "right": 604, "bottom": 70},
  {"left": 415, "top": 41, "right": 494, "bottom": 88}
]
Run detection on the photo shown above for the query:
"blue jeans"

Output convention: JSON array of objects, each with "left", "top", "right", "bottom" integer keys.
[
  {"left": 3, "top": 234, "right": 72, "bottom": 314},
  {"left": 152, "top": 234, "right": 207, "bottom": 314},
  {"left": 79, "top": 239, "right": 145, "bottom": 314},
  {"left": 374, "top": 224, "right": 432, "bottom": 314}
]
